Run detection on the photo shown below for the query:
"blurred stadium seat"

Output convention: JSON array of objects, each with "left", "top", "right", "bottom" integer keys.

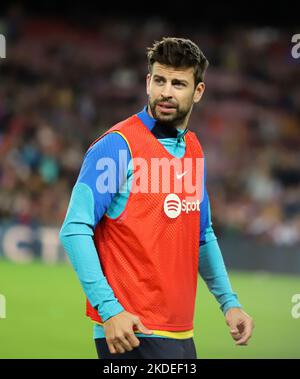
[{"left": 0, "top": 4, "right": 299, "bottom": 265}]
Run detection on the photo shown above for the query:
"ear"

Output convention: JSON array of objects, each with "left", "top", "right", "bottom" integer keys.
[
  {"left": 146, "top": 73, "right": 151, "bottom": 96},
  {"left": 193, "top": 82, "right": 205, "bottom": 103}
]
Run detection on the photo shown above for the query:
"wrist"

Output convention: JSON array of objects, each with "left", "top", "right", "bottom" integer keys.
[{"left": 223, "top": 304, "right": 242, "bottom": 316}]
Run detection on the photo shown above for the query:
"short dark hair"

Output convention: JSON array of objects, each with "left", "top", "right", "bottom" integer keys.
[{"left": 147, "top": 37, "right": 209, "bottom": 86}]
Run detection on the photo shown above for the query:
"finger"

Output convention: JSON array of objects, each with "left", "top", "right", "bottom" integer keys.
[
  {"left": 231, "top": 332, "right": 242, "bottom": 341},
  {"left": 114, "top": 341, "right": 125, "bottom": 354},
  {"left": 125, "top": 332, "right": 140, "bottom": 348},
  {"left": 230, "top": 327, "right": 239, "bottom": 334},
  {"left": 236, "top": 332, "right": 252, "bottom": 345},
  {"left": 107, "top": 341, "right": 117, "bottom": 354},
  {"left": 229, "top": 326, "right": 240, "bottom": 340},
  {"left": 237, "top": 321, "right": 246, "bottom": 334},
  {"left": 236, "top": 338, "right": 248, "bottom": 346},
  {"left": 134, "top": 318, "right": 153, "bottom": 334},
  {"left": 118, "top": 336, "right": 133, "bottom": 352},
  {"left": 235, "top": 322, "right": 253, "bottom": 345}
]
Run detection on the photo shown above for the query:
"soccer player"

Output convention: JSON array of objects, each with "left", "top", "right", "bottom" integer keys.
[{"left": 59, "top": 37, "right": 254, "bottom": 359}]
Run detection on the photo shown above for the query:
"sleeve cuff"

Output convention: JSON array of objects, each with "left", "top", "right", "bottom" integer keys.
[
  {"left": 221, "top": 300, "right": 243, "bottom": 315},
  {"left": 99, "top": 301, "right": 125, "bottom": 322}
]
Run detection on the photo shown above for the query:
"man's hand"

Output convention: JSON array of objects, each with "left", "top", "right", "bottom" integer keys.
[
  {"left": 225, "top": 308, "right": 254, "bottom": 346},
  {"left": 103, "top": 311, "right": 153, "bottom": 354}
]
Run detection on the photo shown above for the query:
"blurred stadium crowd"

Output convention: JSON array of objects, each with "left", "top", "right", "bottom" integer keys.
[{"left": 0, "top": 10, "right": 300, "bottom": 247}]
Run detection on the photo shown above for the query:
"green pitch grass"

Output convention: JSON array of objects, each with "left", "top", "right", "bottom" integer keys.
[{"left": 0, "top": 258, "right": 299, "bottom": 358}]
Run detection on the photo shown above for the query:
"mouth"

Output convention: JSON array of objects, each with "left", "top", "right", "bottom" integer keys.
[{"left": 156, "top": 102, "right": 177, "bottom": 113}]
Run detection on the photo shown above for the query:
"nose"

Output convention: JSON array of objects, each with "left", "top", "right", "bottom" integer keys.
[{"left": 160, "top": 82, "right": 173, "bottom": 99}]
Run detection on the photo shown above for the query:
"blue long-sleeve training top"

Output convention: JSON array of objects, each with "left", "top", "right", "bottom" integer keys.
[{"left": 59, "top": 106, "right": 242, "bottom": 340}]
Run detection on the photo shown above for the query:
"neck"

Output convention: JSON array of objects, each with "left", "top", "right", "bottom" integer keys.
[
  {"left": 147, "top": 104, "right": 191, "bottom": 131},
  {"left": 176, "top": 121, "right": 188, "bottom": 131}
]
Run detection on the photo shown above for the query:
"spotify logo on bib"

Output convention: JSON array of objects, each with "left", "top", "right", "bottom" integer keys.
[
  {"left": 164, "top": 193, "right": 201, "bottom": 219},
  {"left": 164, "top": 194, "right": 182, "bottom": 219}
]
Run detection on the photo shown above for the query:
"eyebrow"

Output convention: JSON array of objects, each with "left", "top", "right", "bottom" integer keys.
[{"left": 153, "top": 74, "right": 189, "bottom": 85}]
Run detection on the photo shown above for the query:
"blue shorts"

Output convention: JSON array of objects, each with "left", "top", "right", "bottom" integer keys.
[{"left": 95, "top": 337, "right": 197, "bottom": 359}]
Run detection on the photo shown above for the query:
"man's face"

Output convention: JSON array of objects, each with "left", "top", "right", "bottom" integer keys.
[{"left": 146, "top": 62, "right": 205, "bottom": 127}]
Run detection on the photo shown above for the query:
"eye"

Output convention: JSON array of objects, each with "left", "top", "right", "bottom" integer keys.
[
  {"left": 154, "top": 77, "right": 164, "bottom": 85},
  {"left": 173, "top": 82, "right": 186, "bottom": 88}
]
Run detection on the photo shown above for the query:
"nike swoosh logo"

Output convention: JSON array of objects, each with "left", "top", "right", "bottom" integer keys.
[{"left": 176, "top": 170, "right": 188, "bottom": 179}]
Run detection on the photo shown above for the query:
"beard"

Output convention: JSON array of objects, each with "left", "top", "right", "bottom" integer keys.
[{"left": 148, "top": 97, "right": 193, "bottom": 128}]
